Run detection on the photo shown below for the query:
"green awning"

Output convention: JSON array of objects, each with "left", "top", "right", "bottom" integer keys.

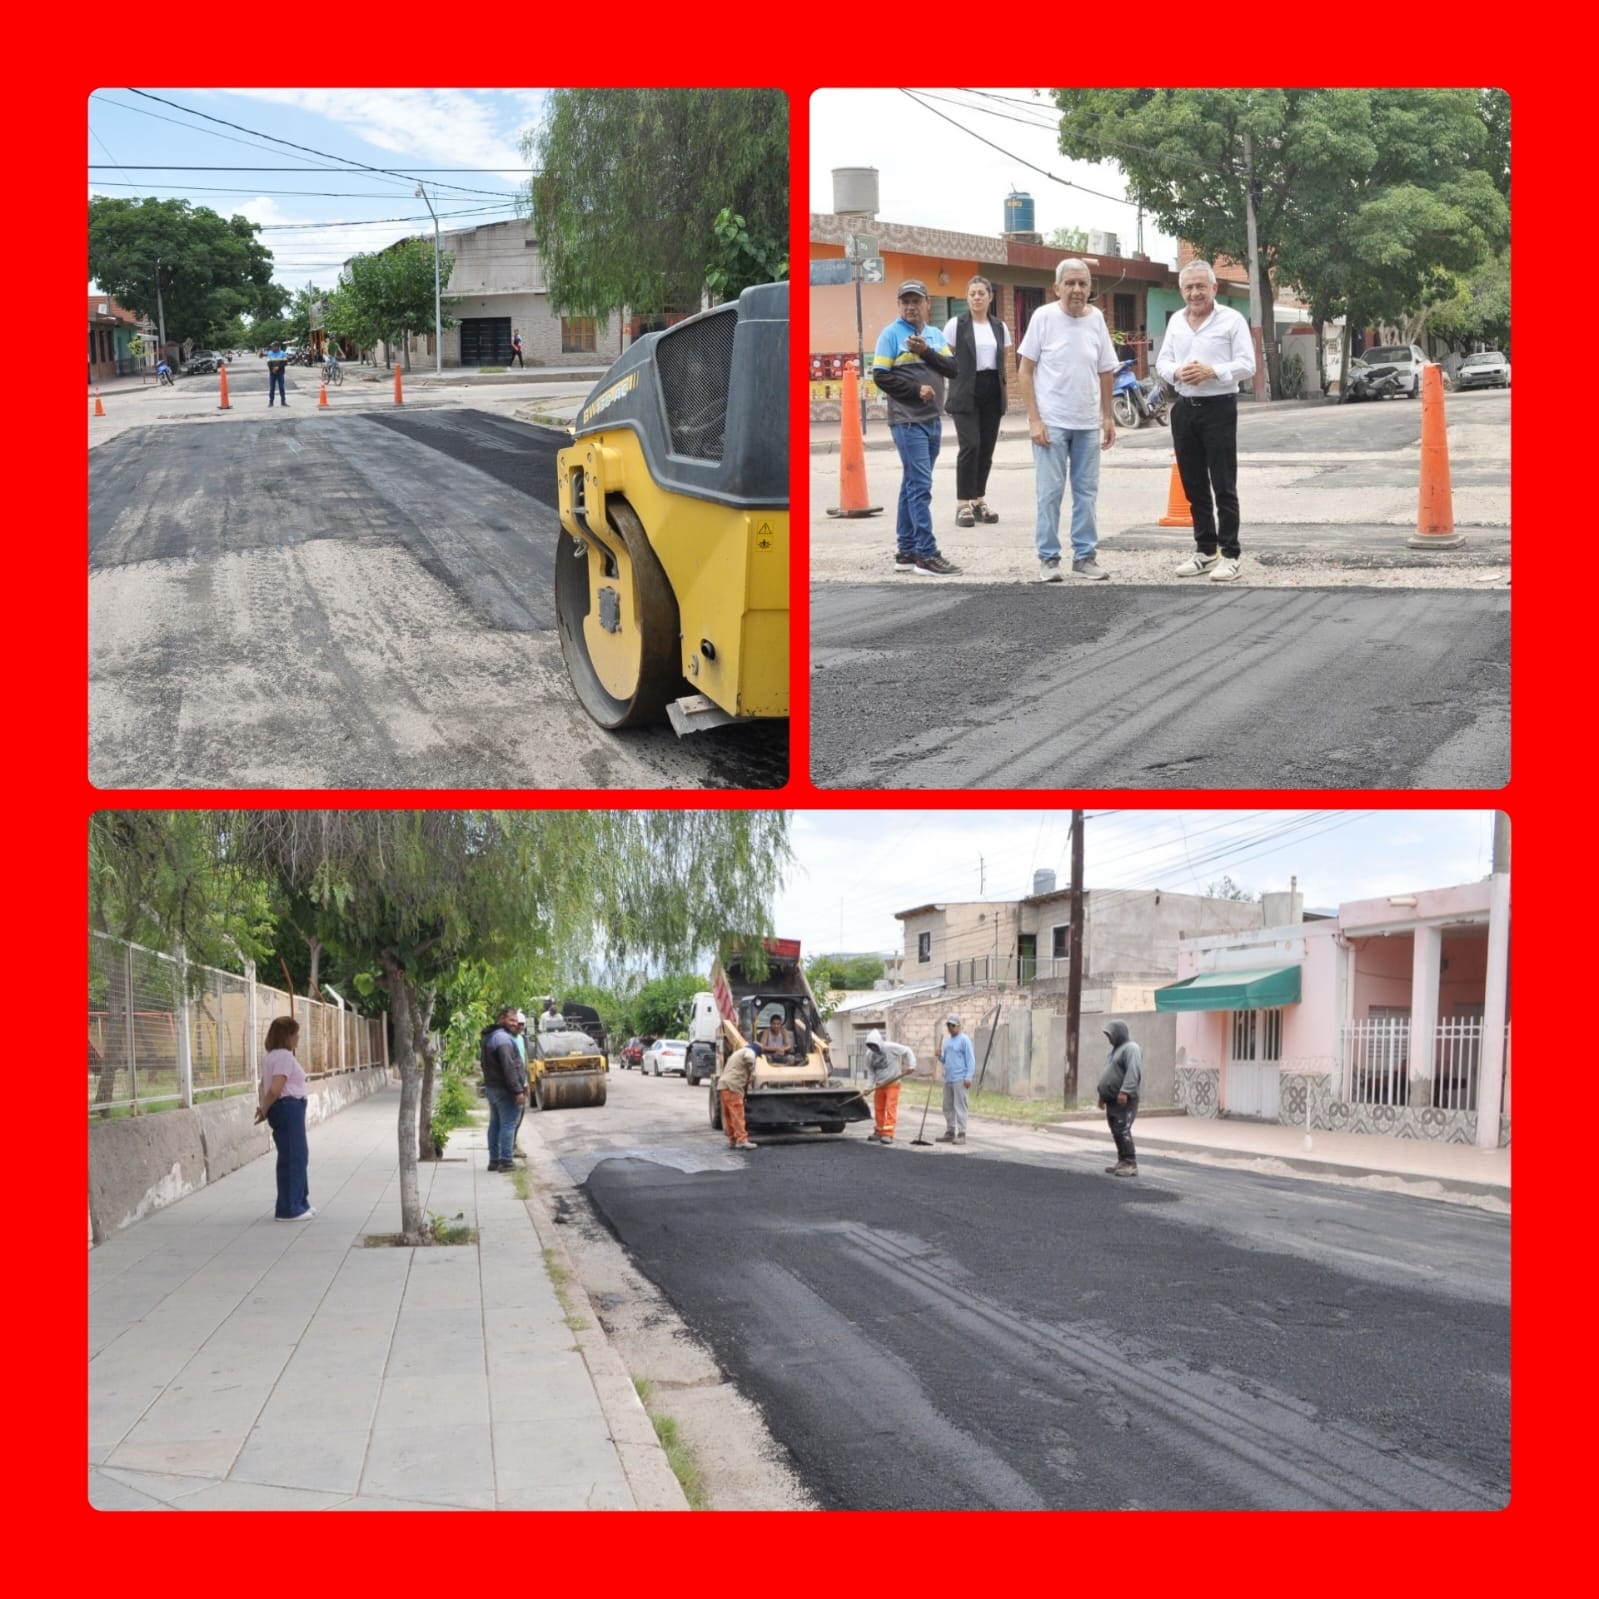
[{"left": 1154, "top": 965, "right": 1302, "bottom": 1012}]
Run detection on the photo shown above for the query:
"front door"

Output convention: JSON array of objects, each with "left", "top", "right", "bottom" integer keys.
[
  {"left": 1017, "top": 934, "right": 1036, "bottom": 984},
  {"left": 459, "top": 316, "right": 512, "bottom": 366},
  {"left": 1226, "top": 1007, "right": 1283, "bottom": 1119}
]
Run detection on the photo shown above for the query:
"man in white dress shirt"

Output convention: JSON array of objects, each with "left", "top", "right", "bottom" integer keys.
[{"left": 1156, "top": 261, "right": 1257, "bottom": 582}]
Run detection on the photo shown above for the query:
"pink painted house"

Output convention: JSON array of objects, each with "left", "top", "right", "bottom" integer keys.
[{"left": 1160, "top": 877, "right": 1510, "bottom": 1149}]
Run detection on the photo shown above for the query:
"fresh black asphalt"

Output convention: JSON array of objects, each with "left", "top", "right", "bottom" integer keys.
[
  {"left": 811, "top": 584, "right": 1509, "bottom": 789},
  {"left": 581, "top": 1144, "right": 1507, "bottom": 1510}
]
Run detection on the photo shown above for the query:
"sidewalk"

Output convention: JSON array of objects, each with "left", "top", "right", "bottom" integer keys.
[
  {"left": 1027, "top": 1108, "right": 1510, "bottom": 1200},
  {"left": 88, "top": 1087, "right": 685, "bottom": 1510}
]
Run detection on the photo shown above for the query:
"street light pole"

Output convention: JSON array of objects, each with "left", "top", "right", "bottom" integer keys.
[{"left": 415, "top": 182, "right": 443, "bottom": 377}]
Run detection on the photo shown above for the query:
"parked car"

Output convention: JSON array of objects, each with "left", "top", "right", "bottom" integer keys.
[
  {"left": 643, "top": 1038, "right": 688, "bottom": 1076},
  {"left": 1360, "top": 343, "right": 1427, "bottom": 398},
  {"left": 183, "top": 350, "right": 222, "bottom": 375},
  {"left": 1455, "top": 350, "right": 1510, "bottom": 390},
  {"left": 621, "top": 1037, "right": 645, "bottom": 1070}
]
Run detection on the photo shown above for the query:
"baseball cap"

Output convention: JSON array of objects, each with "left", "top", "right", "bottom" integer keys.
[
  {"left": 897, "top": 280, "right": 929, "bottom": 299},
  {"left": 946, "top": 1014, "right": 961, "bottom": 1026}
]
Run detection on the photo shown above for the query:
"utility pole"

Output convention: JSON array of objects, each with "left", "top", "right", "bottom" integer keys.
[
  {"left": 1241, "top": 129, "right": 1268, "bottom": 402},
  {"left": 414, "top": 183, "right": 443, "bottom": 377},
  {"left": 154, "top": 256, "right": 167, "bottom": 365},
  {"left": 1064, "top": 810, "right": 1085, "bottom": 1107}
]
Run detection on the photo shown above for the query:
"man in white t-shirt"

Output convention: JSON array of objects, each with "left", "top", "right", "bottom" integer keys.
[{"left": 1016, "top": 259, "right": 1120, "bottom": 582}]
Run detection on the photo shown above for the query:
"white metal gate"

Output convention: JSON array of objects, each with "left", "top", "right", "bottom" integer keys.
[{"left": 1226, "top": 1007, "right": 1283, "bottom": 1118}]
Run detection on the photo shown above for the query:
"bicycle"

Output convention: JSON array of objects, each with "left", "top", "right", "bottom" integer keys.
[{"left": 322, "top": 357, "right": 343, "bottom": 387}]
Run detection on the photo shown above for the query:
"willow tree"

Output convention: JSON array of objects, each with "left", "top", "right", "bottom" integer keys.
[
  {"left": 232, "top": 810, "right": 790, "bottom": 1242},
  {"left": 525, "top": 88, "right": 788, "bottom": 316}
]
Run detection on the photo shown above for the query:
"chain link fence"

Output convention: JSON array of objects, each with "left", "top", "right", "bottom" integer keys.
[{"left": 89, "top": 931, "right": 387, "bottom": 1119}]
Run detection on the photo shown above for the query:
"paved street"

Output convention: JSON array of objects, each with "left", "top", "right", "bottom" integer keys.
[
  {"left": 810, "top": 391, "right": 1510, "bottom": 789},
  {"left": 534, "top": 1067, "right": 1510, "bottom": 1511},
  {"left": 88, "top": 365, "right": 786, "bottom": 789}
]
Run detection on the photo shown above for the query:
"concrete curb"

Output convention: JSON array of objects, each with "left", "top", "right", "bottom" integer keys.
[
  {"left": 1038, "top": 1120, "right": 1510, "bottom": 1200},
  {"left": 519, "top": 1128, "right": 690, "bottom": 1510}
]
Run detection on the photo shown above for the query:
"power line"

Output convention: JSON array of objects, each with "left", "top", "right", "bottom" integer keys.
[{"left": 88, "top": 163, "right": 535, "bottom": 173}]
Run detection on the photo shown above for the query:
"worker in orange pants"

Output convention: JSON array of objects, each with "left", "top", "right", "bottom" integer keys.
[
  {"left": 716, "top": 1036, "right": 762, "bottom": 1150},
  {"left": 864, "top": 1029, "right": 915, "bottom": 1145}
]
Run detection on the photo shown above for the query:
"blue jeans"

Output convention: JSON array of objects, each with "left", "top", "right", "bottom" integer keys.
[
  {"left": 266, "top": 1096, "right": 310, "bottom": 1217},
  {"left": 1033, "top": 428, "right": 1101, "bottom": 562},
  {"left": 268, "top": 369, "right": 287, "bottom": 405},
  {"left": 484, "top": 1084, "right": 519, "bottom": 1163},
  {"left": 890, "top": 420, "right": 941, "bottom": 559}
]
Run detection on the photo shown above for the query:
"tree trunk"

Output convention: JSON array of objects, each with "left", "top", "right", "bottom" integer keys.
[
  {"left": 382, "top": 952, "right": 427, "bottom": 1242},
  {"left": 306, "top": 936, "right": 322, "bottom": 1000},
  {"left": 1256, "top": 246, "right": 1282, "bottom": 401},
  {"left": 415, "top": 985, "right": 440, "bottom": 1160}
]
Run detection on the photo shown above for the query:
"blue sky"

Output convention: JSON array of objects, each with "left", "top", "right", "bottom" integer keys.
[
  {"left": 810, "top": 89, "right": 1181, "bottom": 265},
  {"left": 775, "top": 810, "right": 1504, "bottom": 959},
  {"left": 89, "top": 88, "right": 547, "bottom": 296}
]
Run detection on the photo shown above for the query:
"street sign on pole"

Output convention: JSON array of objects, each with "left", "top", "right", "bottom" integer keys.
[
  {"left": 861, "top": 257, "right": 885, "bottom": 283},
  {"left": 844, "top": 232, "right": 878, "bottom": 261},
  {"left": 809, "top": 259, "right": 854, "bottom": 287}
]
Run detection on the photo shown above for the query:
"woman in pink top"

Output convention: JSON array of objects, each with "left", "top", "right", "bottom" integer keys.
[{"left": 254, "top": 1016, "right": 313, "bottom": 1221}]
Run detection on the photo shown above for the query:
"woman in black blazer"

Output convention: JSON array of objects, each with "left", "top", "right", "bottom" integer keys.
[{"left": 943, "top": 275, "right": 1011, "bottom": 528}]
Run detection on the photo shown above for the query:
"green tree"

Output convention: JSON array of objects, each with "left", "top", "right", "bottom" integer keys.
[
  {"left": 1424, "top": 248, "right": 1510, "bottom": 356},
  {"left": 1043, "top": 225, "right": 1089, "bottom": 251},
  {"left": 526, "top": 89, "right": 788, "bottom": 316},
  {"left": 1050, "top": 89, "right": 1508, "bottom": 396},
  {"left": 89, "top": 196, "right": 286, "bottom": 348},
  {"left": 704, "top": 208, "right": 788, "bottom": 306},
  {"left": 233, "top": 810, "right": 788, "bottom": 1241},
  {"left": 334, "top": 239, "right": 456, "bottom": 370},
  {"left": 806, "top": 953, "right": 886, "bottom": 993},
  {"left": 629, "top": 974, "right": 709, "bottom": 1040},
  {"left": 1205, "top": 875, "right": 1254, "bottom": 902}
]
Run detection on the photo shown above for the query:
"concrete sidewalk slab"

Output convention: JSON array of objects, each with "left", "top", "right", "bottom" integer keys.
[{"left": 88, "top": 1085, "right": 684, "bottom": 1510}]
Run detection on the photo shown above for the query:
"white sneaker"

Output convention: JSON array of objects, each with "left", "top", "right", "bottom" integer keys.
[
  {"left": 1209, "top": 557, "right": 1241, "bottom": 582},
  {"left": 277, "top": 1206, "right": 316, "bottom": 1222},
  {"left": 1173, "top": 552, "right": 1219, "bottom": 577},
  {"left": 1038, "top": 559, "right": 1064, "bottom": 583}
]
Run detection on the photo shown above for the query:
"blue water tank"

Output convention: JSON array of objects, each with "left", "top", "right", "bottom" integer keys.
[{"left": 1005, "top": 190, "right": 1035, "bottom": 235}]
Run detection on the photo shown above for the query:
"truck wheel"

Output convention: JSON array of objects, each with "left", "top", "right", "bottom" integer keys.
[
  {"left": 709, "top": 1085, "right": 722, "bottom": 1130},
  {"left": 820, "top": 1122, "right": 846, "bottom": 1135}
]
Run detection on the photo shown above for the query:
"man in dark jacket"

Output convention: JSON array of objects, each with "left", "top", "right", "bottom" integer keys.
[
  {"left": 1097, "top": 1019, "right": 1143, "bottom": 1176},
  {"left": 480, "top": 1006, "right": 528, "bottom": 1172},
  {"left": 871, "top": 281, "right": 962, "bottom": 577}
]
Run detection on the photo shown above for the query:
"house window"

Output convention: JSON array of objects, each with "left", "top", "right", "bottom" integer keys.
[
  {"left": 1051, "top": 924, "right": 1068, "bottom": 960},
  {"left": 1230, "top": 1008, "right": 1284, "bottom": 1063},
  {"left": 562, "top": 316, "right": 597, "bottom": 353},
  {"left": 917, "top": 932, "right": 931, "bottom": 963}
]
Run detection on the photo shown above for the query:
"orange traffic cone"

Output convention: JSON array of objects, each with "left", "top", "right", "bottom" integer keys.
[
  {"left": 825, "top": 363, "right": 882, "bottom": 518},
  {"left": 393, "top": 365, "right": 404, "bottom": 406},
  {"left": 93, "top": 388, "right": 105, "bottom": 417},
  {"left": 1408, "top": 364, "right": 1462, "bottom": 549},
  {"left": 1157, "top": 456, "right": 1192, "bottom": 527},
  {"left": 318, "top": 381, "right": 330, "bottom": 409},
  {"left": 217, "top": 363, "right": 232, "bottom": 411}
]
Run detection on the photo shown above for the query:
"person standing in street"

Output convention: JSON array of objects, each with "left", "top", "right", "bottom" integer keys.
[
  {"left": 510, "top": 1009, "right": 530, "bottom": 1161},
  {"left": 1156, "top": 261, "right": 1256, "bottom": 583},
  {"left": 510, "top": 330, "right": 524, "bottom": 367},
  {"left": 480, "top": 1006, "right": 527, "bottom": 1173},
  {"left": 266, "top": 340, "right": 289, "bottom": 408},
  {"left": 1097, "top": 1019, "right": 1143, "bottom": 1176},
  {"left": 863, "top": 1029, "right": 915, "bottom": 1146},
  {"left": 935, "top": 1014, "right": 975, "bottom": 1143},
  {"left": 716, "top": 1030, "right": 761, "bottom": 1151},
  {"left": 1017, "top": 259, "right": 1120, "bottom": 582},
  {"left": 254, "top": 1016, "right": 313, "bottom": 1220},
  {"left": 943, "top": 275, "right": 1011, "bottom": 529},
  {"left": 872, "top": 281, "right": 962, "bottom": 577}
]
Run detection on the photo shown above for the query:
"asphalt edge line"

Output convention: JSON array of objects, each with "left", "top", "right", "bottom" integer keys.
[{"left": 518, "top": 1120, "right": 690, "bottom": 1511}]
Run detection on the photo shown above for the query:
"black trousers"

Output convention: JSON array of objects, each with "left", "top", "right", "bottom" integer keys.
[
  {"left": 1171, "top": 395, "right": 1240, "bottom": 556},
  {"left": 952, "top": 371, "right": 1004, "bottom": 500},
  {"left": 1105, "top": 1095, "right": 1139, "bottom": 1163},
  {"left": 510, "top": 349, "right": 524, "bottom": 366}
]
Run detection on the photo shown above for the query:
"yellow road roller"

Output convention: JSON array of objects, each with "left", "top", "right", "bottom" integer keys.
[
  {"left": 554, "top": 282, "right": 788, "bottom": 734},
  {"left": 529, "top": 1015, "right": 609, "bottom": 1111}
]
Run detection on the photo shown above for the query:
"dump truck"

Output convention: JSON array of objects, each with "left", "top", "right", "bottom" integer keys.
[
  {"left": 553, "top": 282, "right": 788, "bottom": 736},
  {"left": 528, "top": 1012, "right": 608, "bottom": 1111},
  {"left": 689, "top": 938, "right": 869, "bottom": 1135}
]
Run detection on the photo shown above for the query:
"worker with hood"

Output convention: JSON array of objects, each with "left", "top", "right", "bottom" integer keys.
[
  {"left": 863, "top": 1029, "right": 915, "bottom": 1146},
  {"left": 1097, "top": 1019, "right": 1143, "bottom": 1176},
  {"left": 715, "top": 1022, "right": 762, "bottom": 1152}
]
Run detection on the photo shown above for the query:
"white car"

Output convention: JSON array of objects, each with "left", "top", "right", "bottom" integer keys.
[
  {"left": 1361, "top": 343, "right": 1427, "bottom": 398},
  {"left": 643, "top": 1038, "right": 688, "bottom": 1076}
]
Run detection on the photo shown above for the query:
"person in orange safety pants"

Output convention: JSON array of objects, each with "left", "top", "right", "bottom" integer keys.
[
  {"left": 863, "top": 1028, "right": 916, "bottom": 1145},
  {"left": 717, "top": 1036, "right": 762, "bottom": 1151}
]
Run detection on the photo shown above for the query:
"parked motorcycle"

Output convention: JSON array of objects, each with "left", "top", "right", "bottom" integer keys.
[
  {"left": 1339, "top": 360, "right": 1406, "bottom": 404},
  {"left": 1111, "top": 358, "right": 1166, "bottom": 428}
]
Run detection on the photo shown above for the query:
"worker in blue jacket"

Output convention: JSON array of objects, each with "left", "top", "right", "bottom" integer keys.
[{"left": 935, "top": 1013, "right": 975, "bottom": 1144}]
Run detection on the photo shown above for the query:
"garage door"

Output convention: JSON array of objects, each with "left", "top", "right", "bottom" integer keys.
[{"left": 459, "top": 317, "right": 512, "bottom": 366}]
